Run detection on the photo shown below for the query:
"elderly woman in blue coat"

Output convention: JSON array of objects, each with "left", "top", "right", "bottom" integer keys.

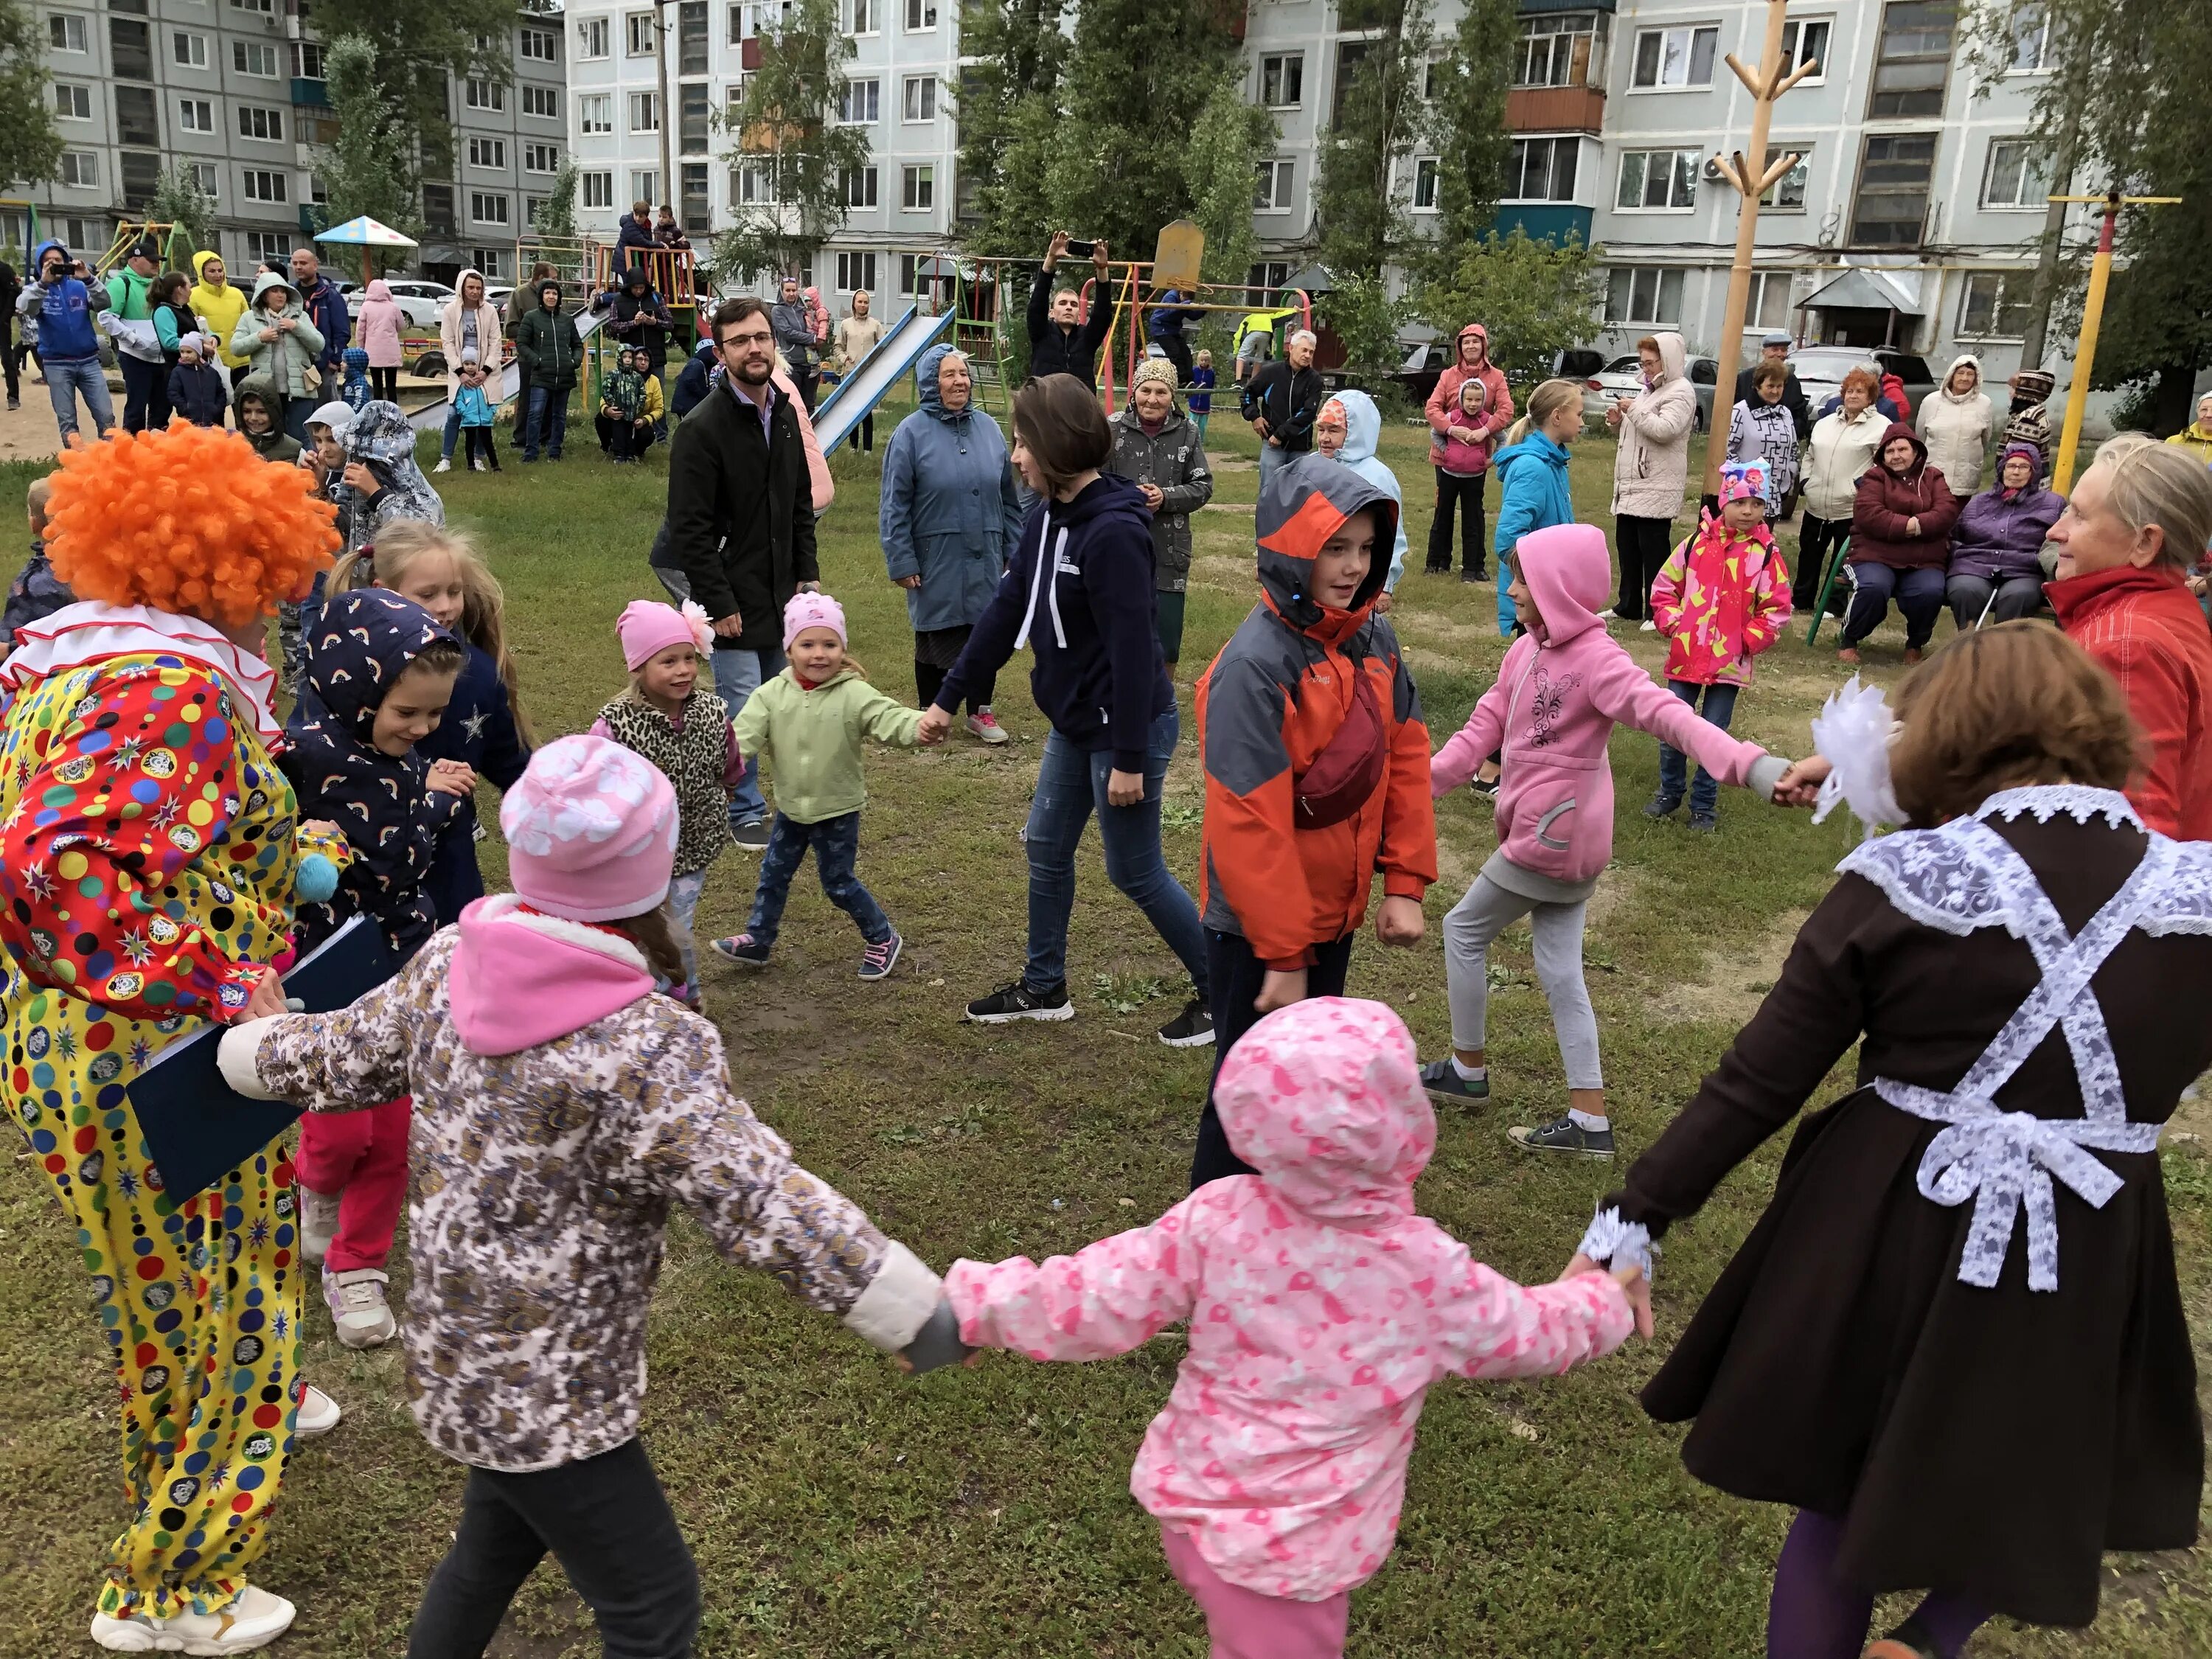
[{"left": 882, "top": 342, "right": 1027, "bottom": 742}]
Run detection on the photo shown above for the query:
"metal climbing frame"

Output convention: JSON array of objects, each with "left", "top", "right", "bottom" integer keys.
[
  {"left": 92, "top": 220, "right": 196, "bottom": 276},
  {"left": 1081, "top": 265, "right": 1310, "bottom": 414},
  {"left": 579, "top": 240, "right": 703, "bottom": 411},
  {"left": 900, "top": 254, "right": 1020, "bottom": 412}
]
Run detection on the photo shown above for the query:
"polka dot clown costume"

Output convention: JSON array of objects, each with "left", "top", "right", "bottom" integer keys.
[{"left": 0, "top": 424, "right": 345, "bottom": 1649}]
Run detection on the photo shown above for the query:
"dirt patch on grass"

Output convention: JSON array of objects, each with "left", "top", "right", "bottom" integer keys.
[{"left": 1653, "top": 904, "right": 1809, "bottom": 1026}]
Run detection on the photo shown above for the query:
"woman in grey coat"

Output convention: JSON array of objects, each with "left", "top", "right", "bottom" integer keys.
[
  {"left": 1107, "top": 355, "right": 1214, "bottom": 665},
  {"left": 880, "top": 342, "right": 1026, "bottom": 741}
]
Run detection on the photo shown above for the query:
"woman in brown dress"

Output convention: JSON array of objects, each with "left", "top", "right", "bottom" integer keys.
[{"left": 1571, "top": 623, "right": 2212, "bottom": 1659}]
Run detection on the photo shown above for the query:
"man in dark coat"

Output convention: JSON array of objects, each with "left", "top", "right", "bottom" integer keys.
[
  {"left": 615, "top": 201, "right": 659, "bottom": 268},
  {"left": 1026, "top": 231, "right": 1113, "bottom": 387},
  {"left": 288, "top": 246, "right": 352, "bottom": 389},
  {"left": 1733, "top": 331, "right": 1812, "bottom": 439},
  {"left": 605, "top": 264, "right": 675, "bottom": 384},
  {"left": 0, "top": 260, "right": 19, "bottom": 410},
  {"left": 1239, "top": 328, "right": 1324, "bottom": 493},
  {"left": 666, "top": 296, "right": 819, "bottom": 849}
]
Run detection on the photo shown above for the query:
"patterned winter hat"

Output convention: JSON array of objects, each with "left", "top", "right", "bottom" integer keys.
[
  {"left": 500, "top": 735, "right": 678, "bottom": 923},
  {"left": 782, "top": 589, "right": 847, "bottom": 651},
  {"left": 1719, "top": 459, "right": 1773, "bottom": 507},
  {"left": 1132, "top": 356, "right": 1179, "bottom": 392}
]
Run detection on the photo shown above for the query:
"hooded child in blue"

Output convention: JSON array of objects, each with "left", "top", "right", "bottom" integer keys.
[
  {"left": 1320, "top": 389, "right": 1408, "bottom": 591},
  {"left": 341, "top": 346, "right": 372, "bottom": 412},
  {"left": 1489, "top": 423, "right": 1577, "bottom": 637},
  {"left": 286, "top": 588, "right": 468, "bottom": 961}
]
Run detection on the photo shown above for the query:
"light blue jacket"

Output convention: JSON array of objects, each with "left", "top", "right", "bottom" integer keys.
[
  {"left": 1489, "top": 430, "right": 1576, "bottom": 636},
  {"left": 1327, "top": 389, "right": 1408, "bottom": 591},
  {"left": 880, "top": 342, "right": 1026, "bottom": 633}
]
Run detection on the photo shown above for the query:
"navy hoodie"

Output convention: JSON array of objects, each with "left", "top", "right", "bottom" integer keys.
[
  {"left": 414, "top": 641, "right": 531, "bottom": 921},
  {"left": 167, "top": 360, "right": 229, "bottom": 427},
  {"left": 937, "top": 472, "right": 1172, "bottom": 771}
]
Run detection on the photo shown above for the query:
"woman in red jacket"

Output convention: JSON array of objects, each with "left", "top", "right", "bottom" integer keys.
[{"left": 1840, "top": 422, "right": 1960, "bottom": 665}]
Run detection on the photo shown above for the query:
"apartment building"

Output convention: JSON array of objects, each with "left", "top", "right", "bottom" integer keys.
[{"left": 4, "top": 0, "right": 564, "bottom": 290}]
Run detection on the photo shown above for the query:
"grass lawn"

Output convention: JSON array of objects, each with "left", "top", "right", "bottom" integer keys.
[{"left": 1, "top": 399, "right": 2208, "bottom": 1658}]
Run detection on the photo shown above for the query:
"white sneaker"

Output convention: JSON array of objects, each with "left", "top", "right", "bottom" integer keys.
[
  {"left": 91, "top": 1584, "right": 296, "bottom": 1653},
  {"left": 324, "top": 1266, "right": 395, "bottom": 1349},
  {"left": 433, "top": 457, "right": 451, "bottom": 473},
  {"left": 294, "top": 1383, "right": 341, "bottom": 1438},
  {"left": 1639, "top": 619, "right": 1658, "bottom": 632},
  {"left": 297, "top": 1187, "right": 340, "bottom": 1267},
  {"left": 470, "top": 457, "right": 487, "bottom": 473},
  {"left": 966, "top": 708, "right": 1009, "bottom": 745},
  {"left": 1596, "top": 608, "right": 1617, "bottom": 620}
]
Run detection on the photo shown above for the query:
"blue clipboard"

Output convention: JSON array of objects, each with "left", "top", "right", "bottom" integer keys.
[{"left": 127, "top": 915, "right": 400, "bottom": 1200}]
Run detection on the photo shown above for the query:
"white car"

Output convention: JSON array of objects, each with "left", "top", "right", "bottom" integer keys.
[
  {"left": 485, "top": 285, "right": 515, "bottom": 314},
  {"left": 1579, "top": 352, "right": 1721, "bottom": 431},
  {"left": 380, "top": 279, "right": 455, "bottom": 329}
]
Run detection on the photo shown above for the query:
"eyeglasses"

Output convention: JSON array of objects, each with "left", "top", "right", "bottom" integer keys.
[{"left": 721, "top": 327, "right": 773, "bottom": 348}]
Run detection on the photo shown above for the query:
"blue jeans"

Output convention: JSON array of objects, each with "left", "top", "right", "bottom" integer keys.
[
  {"left": 525, "top": 384, "right": 568, "bottom": 460},
  {"left": 44, "top": 355, "right": 113, "bottom": 442},
  {"left": 710, "top": 644, "right": 786, "bottom": 825},
  {"left": 1842, "top": 562, "right": 1945, "bottom": 650},
  {"left": 441, "top": 406, "right": 462, "bottom": 461},
  {"left": 1257, "top": 441, "right": 1298, "bottom": 495},
  {"left": 662, "top": 867, "right": 706, "bottom": 993},
  {"left": 1022, "top": 706, "right": 1209, "bottom": 999},
  {"left": 1657, "top": 680, "right": 1740, "bottom": 816},
  {"left": 747, "top": 811, "right": 891, "bottom": 947}
]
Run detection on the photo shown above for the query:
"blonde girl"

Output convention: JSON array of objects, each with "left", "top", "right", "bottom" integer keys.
[
  {"left": 315, "top": 521, "right": 534, "bottom": 921},
  {"left": 1488, "top": 377, "right": 1585, "bottom": 637}
]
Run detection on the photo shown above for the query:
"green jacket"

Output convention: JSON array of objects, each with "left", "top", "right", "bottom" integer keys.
[
  {"left": 731, "top": 665, "right": 925, "bottom": 824},
  {"left": 516, "top": 305, "right": 583, "bottom": 387},
  {"left": 601, "top": 366, "right": 644, "bottom": 422},
  {"left": 110, "top": 265, "right": 156, "bottom": 321}
]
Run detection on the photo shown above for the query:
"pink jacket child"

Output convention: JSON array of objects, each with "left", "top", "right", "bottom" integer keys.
[
  {"left": 945, "top": 998, "right": 1642, "bottom": 1651},
  {"left": 357, "top": 279, "right": 406, "bottom": 370},
  {"left": 1422, "top": 321, "right": 1514, "bottom": 474},
  {"left": 1430, "top": 378, "right": 1493, "bottom": 477}
]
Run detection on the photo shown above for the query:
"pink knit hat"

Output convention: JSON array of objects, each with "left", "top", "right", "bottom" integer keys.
[
  {"left": 499, "top": 735, "right": 678, "bottom": 922},
  {"left": 617, "top": 598, "right": 712, "bottom": 671},
  {"left": 782, "top": 590, "right": 847, "bottom": 651}
]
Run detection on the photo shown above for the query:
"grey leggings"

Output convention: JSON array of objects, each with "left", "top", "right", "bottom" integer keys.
[{"left": 1442, "top": 873, "right": 1603, "bottom": 1090}]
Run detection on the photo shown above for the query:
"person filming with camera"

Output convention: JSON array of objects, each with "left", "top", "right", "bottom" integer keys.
[{"left": 1026, "top": 232, "right": 1113, "bottom": 389}]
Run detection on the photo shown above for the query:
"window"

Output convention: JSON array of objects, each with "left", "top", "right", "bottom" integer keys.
[
  {"left": 731, "top": 161, "right": 774, "bottom": 204},
  {"left": 1778, "top": 17, "right": 1829, "bottom": 82},
  {"left": 525, "top": 141, "right": 560, "bottom": 173},
  {"left": 582, "top": 170, "right": 615, "bottom": 209},
  {"left": 577, "top": 15, "right": 609, "bottom": 58},
  {"left": 49, "top": 14, "right": 88, "bottom": 51},
  {"left": 1761, "top": 147, "right": 1810, "bottom": 209},
  {"left": 1607, "top": 265, "right": 1684, "bottom": 324},
  {"left": 171, "top": 27, "right": 206, "bottom": 64},
  {"left": 229, "top": 0, "right": 271, "bottom": 13},
  {"left": 1851, "top": 131, "right": 1938, "bottom": 245},
  {"left": 902, "top": 75, "right": 935, "bottom": 121},
  {"left": 309, "top": 171, "right": 327, "bottom": 204},
  {"left": 1630, "top": 24, "right": 1719, "bottom": 89},
  {"left": 187, "top": 161, "right": 218, "bottom": 197},
  {"left": 842, "top": 164, "right": 877, "bottom": 206},
  {"left": 468, "top": 137, "right": 507, "bottom": 169},
  {"left": 242, "top": 169, "right": 288, "bottom": 202},
  {"left": 111, "top": 16, "right": 151, "bottom": 80},
  {"left": 291, "top": 41, "right": 322, "bottom": 77},
  {"left": 900, "top": 253, "right": 922, "bottom": 295},
  {"left": 245, "top": 231, "right": 291, "bottom": 266},
  {"left": 675, "top": 82, "right": 707, "bottom": 152},
  {"left": 1746, "top": 269, "right": 1793, "bottom": 331},
  {"left": 472, "top": 248, "right": 504, "bottom": 279},
  {"left": 1507, "top": 135, "right": 1579, "bottom": 201},
  {"left": 836, "top": 251, "right": 877, "bottom": 292},
  {"left": 626, "top": 10, "right": 655, "bottom": 54},
  {"left": 904, "top": 0, "right": 934, "bottom": 27},
  {"left": 232, "top": 39, "right": 277, "bottom": 74},
  {"left": 465, "top": 78, "right": 504, "bottom": 111},
  {"left": 59, "top": 150, "right": 99, "bottom": 188},
  {"left": 1411, "top": 157, "right": 1439, "bottom": 211},
  {"left": 470, "top": 190, "right": 510, "bottom": 225},
  {"left": 1515, "top": 12, "right": 1603, "bottom": 88},
  {"left": 473, "top": 29, "right": 495, "bottom": 50},
  {"left": 1253, "top": 158, "right": 1293, "bottom": 212},
  {"left": 678, "top": 0, "right": 706, "bottom": 71},
  {"left": 631, "top": 168, "right": 659, "bottom": 203},
  {"left": 1245, "top": 260, "right": 1290, "bottom": 305},
  {"left": 682, "top": 161, "right": 709, "bottom": 228},
  {"left": 846, "top": 0, "right": 874, "bottom": 31},
  {"left": 1958, "top": 271, "right": 2034, "bottom": 340},
  {"left": 1868, "top": 1, "right": 1956, "bottom": 119},
  {"left": 237, "top": 104, "right": 283, "bottom": 141},
  {"left": 628, "top": 91, "right": 658, "bottom": 131},
  {"left": 422, "top": 183, "right": 456, "bottom": 235},
  {"left": 841, "top": 77, "right": 879, "bottom": 122},
  {"left": 115, "top": 80, "right": 156, "bottom": 142},
  {"left": 1259, "top": 52, "right": 1303, "bottom": 108},
  {"left": 1332, "top": 39, "right": 1367, "bottom": 127},
  {"left": 521, "top": 24, "right": 557, "bottom": 60},
  {"left": 1982, "top": 138, "right": 2051, "bottom": 209},
  {"left": 54, "top": 83, "right": 93, "bottom": 121},
  {"left": 901, "top": 164, "right": 933, "bottom": 210},
  {"left": 2011, "top": 6, "right": 2048, "bottom": 72},
  {"left": 178, "top": 96, "right": 214, "bottom": 131},
  {"left": 1616, "top": 147, "right": 1698, "bottom": 210},
  {"left": 580, "top": 93, "right": 613, "bottom": 133},
  {"left": 524, "top": 195, "right": 546, "bottom": 227},
  {"left": 524, "top": 85, "right": 560, "bottom": 118},
  {"left": 1423, "top": 49, "right": 1447, "bottom": 99}
]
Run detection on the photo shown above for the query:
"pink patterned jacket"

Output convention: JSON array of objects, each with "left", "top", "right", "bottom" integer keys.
[{"left": 945, "top": 998, "right": 1635, "bottom": 1602}]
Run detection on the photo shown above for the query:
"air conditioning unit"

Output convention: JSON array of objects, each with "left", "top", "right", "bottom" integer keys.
[{"left": 1703, "top": 156, "right": 1726, "bottom": 183}]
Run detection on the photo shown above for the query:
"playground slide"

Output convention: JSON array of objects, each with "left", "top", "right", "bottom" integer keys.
[
  {"left": 405, "top": 307, "right": 611, "bottom": 434},
  {"left": 810, "top": 305, "right": 956, "bottom": 453}
]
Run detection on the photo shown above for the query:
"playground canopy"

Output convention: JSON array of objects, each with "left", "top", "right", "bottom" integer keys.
[{"left": 313, "top": 216, "right": 420, "bottom": 282}]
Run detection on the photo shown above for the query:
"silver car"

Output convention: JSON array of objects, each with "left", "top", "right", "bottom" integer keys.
[
  {"left": 1580, "top": 353, "right": 1720, "bottom": 431},
  {"left": 1789, "top": 347, "right": 1936, "bottom": 422},
  {"left": 379, "top": 279, "right": 456, "bottom": 329}
]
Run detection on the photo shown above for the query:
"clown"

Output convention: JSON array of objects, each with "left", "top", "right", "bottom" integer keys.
[{"left": 0, "top": 424, "right": 349, "bottom": 1652}]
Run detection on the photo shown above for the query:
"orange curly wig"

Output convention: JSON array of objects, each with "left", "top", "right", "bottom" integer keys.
[{"left": 43, "top": 425, "right": 341, "bottom": 628}]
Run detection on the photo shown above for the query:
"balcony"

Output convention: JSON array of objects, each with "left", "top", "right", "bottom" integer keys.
[
  {"left": 1506, "top": 83, "right": 1603, "bottom": 133},
  {"left": 1489, "top": 203, "right": 1593, "bottom": 247},
  {"left": 291, "top": 75, "right": 329, "bottom": 107}
]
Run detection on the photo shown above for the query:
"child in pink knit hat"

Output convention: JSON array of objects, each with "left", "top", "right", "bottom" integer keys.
[
  {"left": 217, "top": 732, "right": 966, "bottom": 1655},
  {"left": 711, "top": 590, "right": 942, "bottom": 980},
  {"left": 589, "top": 597, "right": 740, "bottom": 1006}
]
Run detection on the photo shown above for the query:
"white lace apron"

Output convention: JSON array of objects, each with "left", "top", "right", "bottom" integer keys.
[{"left": 1839, "top": 785, "right": 2212, "bottom": 1292}]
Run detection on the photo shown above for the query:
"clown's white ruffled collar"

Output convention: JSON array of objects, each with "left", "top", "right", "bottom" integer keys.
[{"left": 0, "top": 602, "right": 282, "bottom": 740}]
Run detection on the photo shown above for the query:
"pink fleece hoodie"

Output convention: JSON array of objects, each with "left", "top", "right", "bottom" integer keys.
[
  {"left": 1430, "top": 523, "right": 1768, "bottom": 884},
  {"left": 448, "top": 894, "right": 656, "bottom": 1054},
  {"left": 945, "top": 998, "right": 1635, "bottom": 1602}
]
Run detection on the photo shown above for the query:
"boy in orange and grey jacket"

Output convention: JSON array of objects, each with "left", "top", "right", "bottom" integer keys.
[{"left": 1191, "top": 456, "right": 1438, "bottom": 1187}]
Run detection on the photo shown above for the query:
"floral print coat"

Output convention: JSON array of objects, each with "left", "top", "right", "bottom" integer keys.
[{"left": 1650, "top": 515, "right": 1793, "bottom": 688}]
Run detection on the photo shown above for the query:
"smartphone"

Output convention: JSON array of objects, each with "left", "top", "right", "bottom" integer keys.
[{"left": 1063, "top": 239, "right": 1096, "bottom": 259}]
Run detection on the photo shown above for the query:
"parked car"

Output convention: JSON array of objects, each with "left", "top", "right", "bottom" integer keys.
[
  {"left": 1790, "top": 346, "right": 1938, "bottom": 420},
  {"left": 485, "top": 285, "right": 515, "bottom": 316},
  {"left": 1581, "top": 352, "right": 1721, "bottom": 431},
  {"left": 380, "top": 279, "right": 456, "bottom": 329},
  {"left": 1389, "top": 341, "right": 1451, "bottom": 406}
]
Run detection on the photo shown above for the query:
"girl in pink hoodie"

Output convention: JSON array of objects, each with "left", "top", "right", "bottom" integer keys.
[
  {"left": 356, "top": 277, "right": 406, "bottom": 401},
  {"left": 1424, "top": 523, "right": 1790, "bottom": 1158},
  {"left": 947, "top": 998, "right": 1645, "bottom": 1659}
]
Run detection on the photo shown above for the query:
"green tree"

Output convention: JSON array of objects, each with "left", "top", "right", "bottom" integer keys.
[
  {"left": 311, "top": 0, "right": 515, "bottom": 177},
  {"left": 1179, "top": 68, "right": 1277, "bottom": 361},
  {"left": 1421, "top": 0, "right": 1515, "bottom": 270},
  {"left": 1317, "top": 272, "right": 1413, "bottom": 386},
  {"left": 533, "top": 155, "right": 581, "bottom": 243},
  {"left": 314, "top": 35, "right": 427, "bottom": 274},
  {"left": 147, "top": 163, "right": 219, "bottom": 263},
  {"left": 713, "top": 0, "right": 871, "bottom": 283},
  {"left": 953, "top": 0, "right": 1069, "bottom": 260},
  {"left": 1414, "top": 229, "right": 1602, "bottom": 383},
  {"left": 0, "top": 0, "right": 63, "bottom": 194},
  {"left": 1312, "top": 0, "right": 1433, "bottom": 277}
]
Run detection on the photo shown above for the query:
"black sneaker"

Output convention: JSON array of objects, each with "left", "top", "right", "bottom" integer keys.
[
  {"left": 1470, "top": 774, "right": 1500, "bottom": 798},
  {"left": 732, "top": 818, "right": 771, "bottom": 852},
  {"left": 1157, "top": 997, "right": 1214, "bottom": 1048},
  {"left": 1687, "top": 810, "right": 1719, "bottom": 834},
  {"left": 858, "top": 931, "right": 902, "bottom": 981},
  {"left": 1507, "top": 1114, "right": 1615, "bottom": 1159},
  {"left": 964, "top": 979, "right": 1074, "bottom": 1025},
  {"left": 1644, "top": 792, "right": 1683, "bottom": 818},
  {"left": 712, "top": 931, "right": 771, "bottom": 968},
  {"left": 1419, "top": 1056, "right": 1489, "bottom": 1105}
]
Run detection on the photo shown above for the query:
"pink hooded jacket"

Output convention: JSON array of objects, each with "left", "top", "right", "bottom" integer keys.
[
  {"left": 1423, "top": 322, "right": 1513, "bottom": 474},
  {"left": 1431, "top": 524, "right": 1770, "bottom": 883},
  {"left": 945, "top": 998, "right": 1635, "bottom": 1602},
  {"left": 357, "top": 279, "right": 406, "bottom": 369}
]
